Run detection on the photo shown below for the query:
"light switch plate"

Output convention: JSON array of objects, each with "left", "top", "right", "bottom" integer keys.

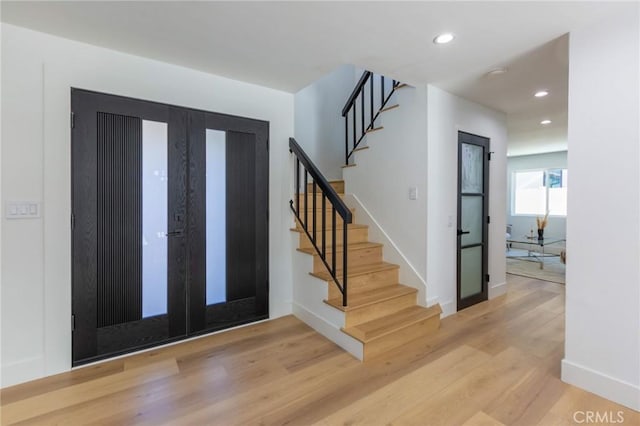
[
  {"left": 409, "top": 186, "right": 418, "bottom": 200},
  {"left": 5, "top": 202, "right": 41, "bottom": 219}
]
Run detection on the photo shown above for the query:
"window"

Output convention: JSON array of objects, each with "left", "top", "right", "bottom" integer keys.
[{"left": 512, "top": 168, "right": 568, "bottom": 216}]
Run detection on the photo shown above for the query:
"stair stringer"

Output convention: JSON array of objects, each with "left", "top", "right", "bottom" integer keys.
[
  {"left": 290, "top": 235, "right": 364, "bottom": 360},
  {"left": 342, "top": 193, "right": 428, "bottom": 308}
]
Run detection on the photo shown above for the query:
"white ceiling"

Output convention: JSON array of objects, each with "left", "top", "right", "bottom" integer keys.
[
  {"left": 439, "top": 34, "right": 570, "bottom": 157},
  {"left": 1, "top": 1, "right": 625, "bottom": 155}
]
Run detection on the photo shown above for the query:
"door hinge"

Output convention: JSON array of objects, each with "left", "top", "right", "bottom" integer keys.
[
  {"left": 487, "top": 215, "right": 491, "bottom": 224},
  {"left": 486, "top": 274, "right": 490, "bottom": 282},
  {"left": 487, "top": 151, "right": 494, "bottom": 161},
  {"left": 71, "top": 213, "right": 75, "bottom": 229},
  {"left": 71, "top": 314, "right": 75, "bottom": 331},
  {"left": 266, "top": 138, "right": 269, "bottom": 151},
  {"left": 71, "top": 112, "right": 75, "bottom": 129},
  {"left": 266, "top": 209, "right": 269, "bottom": 220}
]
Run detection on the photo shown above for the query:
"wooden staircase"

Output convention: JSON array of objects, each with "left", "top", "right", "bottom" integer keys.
[{"left": 291, "top": 180, "right": 442, "bottom": 360}]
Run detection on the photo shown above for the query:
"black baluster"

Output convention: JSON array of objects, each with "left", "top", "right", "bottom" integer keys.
[
  {"left": 332, "top": 207, "right": 336, "bottom": 276},
  {"left": 312, "top": 181, "right": 317, "bottom": 244},
  {"left": 361, "top": 89, "right": 365, "bottom": 135},
  {"left": 295, "top": 158, "right": 300, "bottom": 217},
  {"left": 304, "top": 170, "right": 308, "bottom": 229},
  {"left": 322, "top": 194, "right": 326, "bottom": 259},
  {"left": 344, "top": 115, "right": 349, "bottom": 164},
  {"left": 343, "top": 220, "right": 348, "bottom": 307},
  {"left": 370, "top": 75, "right": 374, "bottom": 128},
  {"left": 352, "top": 104, "right": 356, "bottom": 151}
]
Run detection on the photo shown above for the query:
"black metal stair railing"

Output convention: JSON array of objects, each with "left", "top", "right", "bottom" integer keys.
[
  {"left": 342, "top": 70, "right": 402, "bottom": 165},
  {"left": 289, "top": 137, "right": 352, "bottom": 306}
]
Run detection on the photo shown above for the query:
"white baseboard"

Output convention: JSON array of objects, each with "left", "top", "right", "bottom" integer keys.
[
  {"left": 426, "top": 296, "right": 439, "bottom": 307},
  {"left": 489, "top": 281, "right": 507, "bottom": 299},
  {"left": 292, "top": 302, "right": 363, "bottom": 361},
  {"left": 440, "top": 299, "right": 456, "bottom": 318},
  {"left": 269, "top": 299, "right": 293, "bottom": 319},
  {"left": 1, "top": 356, "right": 45, "bottom": 388},
  {"left": 562, "top": 358, "right": 640, "bottom": 411}
]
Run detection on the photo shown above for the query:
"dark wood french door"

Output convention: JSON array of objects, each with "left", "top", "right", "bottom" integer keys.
[{"left": 71, "top": 89, "right": 268, "bottom": 366}]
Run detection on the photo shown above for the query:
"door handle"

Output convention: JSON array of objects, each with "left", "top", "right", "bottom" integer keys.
[
  {"left": 166, "top": 229, "right": 184, "bottom": 237},
  {"left": 457, "top": 229, "right": 470, "bottom": 236}
]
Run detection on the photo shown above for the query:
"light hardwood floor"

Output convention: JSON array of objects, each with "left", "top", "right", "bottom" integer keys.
[{"left": 1, "top": 275, "right": 637, "bottom": 425}]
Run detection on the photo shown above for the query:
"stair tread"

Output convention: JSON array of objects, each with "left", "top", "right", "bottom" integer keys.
[
  {"left": 290, "top": 223, "right": 368, "bottom": 233},
  {"left": 380, "top": 103, "right": 399, "bottom": 112},
  {"left": 297, "top": 241, "right": 383, "bottom": 255},
  {"left": 343, "top": 305, "right": 442, "bottom": 343},
  {"left": 310, "top": 261, "right": 399, "bottom": 281},
  {"left": 325, "top": 284, "right": 416, "bottom": 311}
]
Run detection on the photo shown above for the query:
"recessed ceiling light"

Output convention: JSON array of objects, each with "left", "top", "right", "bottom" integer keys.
[
  {"left": 486, "top": 67, "right": 508, "bottom": 76},
  {"left": 534, "top": 90, "right": 549, "bottom": 97},
  {"left": 540, "top": 119, "right": 552, "bottom": 125},
  {"left": 433, "top": 33, "right": 455, "bottom": 44}
]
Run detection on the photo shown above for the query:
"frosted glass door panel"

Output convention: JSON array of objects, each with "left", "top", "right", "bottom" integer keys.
[
  {"left": 461, "top": 143, "right": 483, "bottom": 193},
  {"left": 461, "top": 195, "right": 483, "bottom": 246},
  {"left": 460, "top": 246, "right": 483, "bottom": 299},
  {"left": 206, "top": 129, "right": 227, "bottom": 305},
  {"left": 142, "top": 120, "right": 168, "bottom": 318}
]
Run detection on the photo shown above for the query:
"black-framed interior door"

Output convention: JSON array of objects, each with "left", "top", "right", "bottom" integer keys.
[
  {"left": 457, "top": 131, "right": 490, "bottom": 311},
  {"left": 71, "top": 89, "right": 269, "bottom": 365}
]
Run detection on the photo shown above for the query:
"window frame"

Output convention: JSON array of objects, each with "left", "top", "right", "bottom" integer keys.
[{"left": 511, "top": 167, "right": 568, "bottom": 217}]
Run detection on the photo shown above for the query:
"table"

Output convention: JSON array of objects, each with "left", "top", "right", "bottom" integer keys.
[{"left": 506, "top": 235, "right": 565, "bottom": 269}]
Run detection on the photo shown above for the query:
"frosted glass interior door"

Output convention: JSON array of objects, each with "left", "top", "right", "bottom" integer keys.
[{"left": 457, "top": 132, "right": 490, "bottom": 310}]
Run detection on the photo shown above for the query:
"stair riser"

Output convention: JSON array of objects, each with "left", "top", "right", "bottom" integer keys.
[
  {"left": 306, "top": 181, "right": 344, "bottom": 193},
  {"left": 327, "top": 268, "right": 399, "bottom": 300},
  {"left": 344, "top": 292, "right": 417, "bottom": 328},
  {"left": 298, "top": 227, "right": 368, "bottom": 250},
  {"left": 312, "top": 246, "right": 383, "bottom": 274},
  {"left": 362, "top": 315, "right": 440, "bottom": 360}
]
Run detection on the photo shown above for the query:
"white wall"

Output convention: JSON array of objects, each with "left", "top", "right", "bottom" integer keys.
[
  {"left": 294, "top": 64, "right": 355, "bottom": 180},
  {"left": 342, "top": 83, "right": 507, "bottom": 316},
  {"left": 507, "top": 151, "right": 567, "bottom": 245},
  {"left": 343, "top": 85, "right": 429, "bottom": 303},
  {"left": 0, "top": 23, "right": 294, "bottom": 387},
  {"left": 426, "top": 85, "right": 508, "bottom": 316},
  {"left": 0, "top": 14, "right": 4, "bottom": 389},
  {"left": 562, "top": 5, "right": 640, "bottom": 410}
]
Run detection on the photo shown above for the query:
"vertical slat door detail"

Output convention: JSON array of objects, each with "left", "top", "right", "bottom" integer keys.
[{"left": 96, "top": 112, "right": 143, "bottom": 327}]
